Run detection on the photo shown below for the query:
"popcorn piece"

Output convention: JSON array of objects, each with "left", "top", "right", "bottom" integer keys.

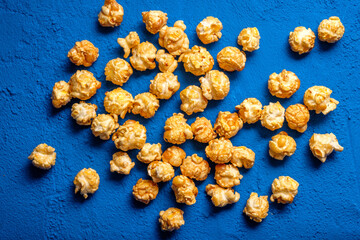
[
  {"left": 137, "top": 143, "right": 162, "bottom": 164},
  {"left": 117, "top": 32, "right": 140, "bottom": 58},
  {"left": 28, "top": 143, "right": 56, "bottom": 170},
  {"left": 268, "top": 70, "right": 300, "bottom": 98},
  {"left": 200, "top": 70, "right": 230, "bottom": 100},
  {"left": 142, "top": 10, "right": 168, "bottom": 34},
  {"left": 110, "top": 151, "right": 135, "bottom": 175},
  {"left": 132, "top": 178, "right": 159, "bottom": 204},
  {"left": 180, "top": 154, "right": 211, "bottom": 181},
  {"left": 303, "top": 86, "right": 338, "bottom": 115},
  {"left": 162, "top": 146, "right": 186, "bottom": 167},
  {"left": 71, "top": 101, "right": 97, "bottom": 126},
  {"left": 147, "top": 161, "right": 175, "bottom": 183},
  {"left": 159, "top": 20, "right": 189, "bottom": 56},
  {"left": 214, "top": 111, "right": 243, "bottom": 139},
  {"left": 285, "top": 104, "right": 310, "bottom": 133},
  {"left": 98, "top": 0, "right": 124, "bottom": 27},
  {"left": 231, "top": 146, "right": 255, "bottom": 169},
  {"left": 180, "top": 85, "right": 208, "bottom": 115},
  {"left": 270, "top": 176, "right": 299, "bottom": 204},
  {"left": 155, "top": 49, "right": 178, "bottom": 73},
  {"left": 159, "top": 208, "right": 185, "bottom": 231},
  {"left": 130, "top": 41, "right": 157, "bottom": 71},
  {"left": 178, "top": 45, "right": 214, "bottom": 76},
  {"left": 205, "top": 138, "right": 233, "bottom": 164},
  {"left": 112, "top": 120, "right": 147, "bottom": 151},
  {"left": 104, "top": 88, "right": 134, "bottom": 119},
  {"left": 149, "top": 72, "right": 180, "bottom": 99},
  {"left": 132, "top": 92, "right": 159, "bottom": 118},
  {"left": 196, "top": 16, "right": 223, "bottom": 44},
  {"left": 171, "top": 175, "right": 198, "bottom": 205},
  {"left": 69, "top": 70, "right": 101, "bottom": 100},
  {"left": 205, "top": 184, "right": 240, "bottom": 207},
  {"left": 260, "top": 102, "right": 285, "bottom": 131},
  {"left": 269, "top": 131, "right": 296, "bottom": 160},
  {"left": 104, "top": 58, "right": 133, "bottom": 86},
  {"left": 237, "top": 27, "right": 260, "bottom": 52},
  {"left": 191, "top": 117, "right": 217, "bottom": 143},
  {"left": 235, "top": 98, "right": 262, "bottom": 124},
  {"left": 318, "top": 16, "right": 345, "bottom": 43},
  {"left": 67, "top": 40, "right": 99, "bottom": 67},
  {"left": 51, "top": 81, "right": 71, "bottom": 108},
  {"left": 214, "top": 164, "right": 243, "bottom": 188},
  {"left": 91, "top": 114, "right": 119, "bottom": 140},
  {"left": 164, "top": 113, "right": 193, "bottom": 144},
  {"left": 289, "top": 27, "right": 315, "bottom": 54},
  {"left": 73, "top": 168, "right": 100, "bottom": 199},
  {"left": 243, "top": 192, "right": 269, "bottom": 223},
  {"left": 309, "top": 133, "right": 343, "bottom": 162},
  {"left": 217, "top": 47, "right": 246, "bottom": 72}
]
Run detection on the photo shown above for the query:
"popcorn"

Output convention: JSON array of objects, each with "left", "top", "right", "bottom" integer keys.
[
  {"left": 235, "top": 98, "right": 262, "bottom": 124},
  {"left": 288, "top": 27, "right": 315, "bottom": 54},
  {"left": 231, "top": 146, "right": 255, "bottom": 169},
  {"left": 200, "top": 70, "right": 230, "bottom": 100},
  {"left": 117, "top": 32, "right": 140, "bottom": 58},
  {"left": 205, "top": 138, "right": 233, "bottom": 164},
  {"left": 91, "top": 114, "right": 119, "bottom": 140},
  {"left": 214, "top": 164, "right": 243, "bottom": 188},
  {"left": 155, "top": 49, "right": 178, "bottom": 73},
  {"left": 285, "top": 104, "right": 310, "bottom": 133},
  {"left": 104, "top": 58, "right": 133, "bottom": 86},
  {"left": 69, "top": 70, "right": 101, "bottom": 100},
  {"left": 191, "top": 117, "right": 217, "bottom": 143},
  {"left": 268, "top": 70, "right": 300, "bottom": 98},
  {"left": 104, "top": 88, "right": 134, "bottom": 119},
  {"left": 269, "top": 131, "right": 296, "bottom": 160},
  {"left": 243, "top": 192, "right": 269, "bottom": 223},
  {"left": 73, "top": 168, "right": 100, "bottom": 199},
  {"left": 309, "top": 133, "right": 343, "bottom": 162},
  {"left": 28, "top": 143, "right": 56, "bottom": 170},
  {"left": 67, "top": 40, "right": 99, "bottom": 67},
  {"left": 196, "top": 16, "right": 223, "bottom": 44},
  {"left": 132, "top": 92, "right": 159, "bottom": 118},
  {"left": 180, "top": 85, "right": 208, "bottom": 115},
  {"left": 149, "top": 72, "right": 180, "bottom": 99},
  {"left": 178, "top": 45, "right": 214, "bottom": 76},
  {"left": 71, "top": 101, "right": 97, "bottom": 126},
  {"left": 110, "top": 151, "right": 135, "bottom": 175},
  {"left": 270, "top": 176, "right": 299, "bottom": 204},
  {"left": 159, "top": 208, "right": 185, "bottom": 231},
  {"left": 260, "top": 102, "right": 285, "bottom": 131},
  {"left": 51, "top": 81, "right": 71, "bottom": 108},
  {"left": 112, "top": 120, "right": 147, "bottom": 151},
  {"left": 318, "top": 16, "right": 345, "bottom": 43},
  {"left": 132, "top": 178, "right": 159, "bottom": 204},
  {"left": 205, "top": 184, "right": 240, "bottom": 207},
  {"left": 217, "top": 47, "right": 246, "bottom": 72},
  {"left": 147, "top": 161, "right": 175, "bottom": 183},
  {"left": 142, "top": 10, "right": 168, "bottom": 34},
  {"left": 180, "top": 154, "right": 211, "bottom": 181},
  {"left": 303, "top": 86, "right": 338, "bottom": 115},
  {"left": 158, "top": 20, "right": 189, "bottom": 56},
  {"left": 171, "top": 175, "right": 198, "bottom": 205},
  {"left": 137, "top": 143, "right": 162, "bottom": 164},
  {"left": 130, "top": 41, "right": 157, "bottom": 71},
  {"left": 162, "top": 146, "right": 186, "bottom": 167},
  {"left": 214, "top": 111, "right": 243, "bottom": 139},
  {"left": 164, "top": 113, "right": 193, "bottom": 144},
  {"left": 237, "top": 27, "right": 260, "bottom": 52},
  {"left": 98, "top": 0, "right": 124, "bottom": 27}
]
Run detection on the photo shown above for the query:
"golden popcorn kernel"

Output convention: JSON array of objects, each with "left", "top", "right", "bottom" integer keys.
[
  {"left": 117, "top": 32, "right": 140, "bottom": 58},
  {"left": 98, "top": 0, "right": 124, "bottom": 27},
  {"left": 217, "top": 46, "right": 246, "bottom": 72},
  {"left": 214, "top": 111, "right": 243, "bottom": 139},
  {"left": 178, "top": 45, "right": 214, "bottom": 76},
  {"left": 180, "top": 154, "right": 211, "bottom": 181},
  {"left": 91, "top": 114, "right": 119, "bottom": 140},
  {"left": 235, "top": 98, "right": 262, "bottom": 124},
  {"left": 162, "top": 146, "right": 186, "bottom": 167},
  {"left": 28, "top": 143, "right": 56, "bottom": 170},
  {"left": 142, "top": 10, "right": 168, "bottom": 34},
  {"left": 309, "top": 133, "right": 343, "bottom": 162},
  {"left": 158, "top": 20, "right": 189, "bottom": 56},
  {"left": 132, "top": 92, "right": 159, "bottom": 119},
  {"left": 260, "top": 101, "right": 285, "bottom": 131},
  {"left": 205, "top": 184, "right": 240, "bottom": 207},
  {"left": 159, "top": 208, "right": 185, "bottom": 231},
  {"left": 130, "top": 41, "right": 157, "bottom": 71},
  {"left": 237, "top": 27, "right": 260, "bottom": 52},
  {"left": 214, "top": 164, "right": 243, "bottom": 188},
  {"left": 285, "top": 104, "right": 310, "bottom": 133},
  {"left": 133, "top": 178, "right": 159, "bottom": 204},
  {"left": 268, "top": 70, "right": 300, "bottom": 98},
  {"left": 103, "top": 88, "right": 134, "bottom": 119},
  {"left": 318, "top": 16, "right": 345, "bottom": 43},
  {"left": 69, "top": 70, "right": 101, "bottom": 100},
  {"left": 112, "top": 120, "right": 147, "bottom": 151},
  {"left": 104, "top": 58, "right": 133, "bottom": 86},
  {"left": 231, "top": 146, "right": 255, "bottom": 169},
  {"left": 191, "top": 117, "right": 217, "bottom": 143},
  {"left": 51, "top": 81, "right": 71, "bottom": 108},
  {"left": 196, "top": 16, "right": 223, "bottom": 44},
  {"left": 180, "top": 85, "right": 208, "bottom": 115},
  {"left": 243, "top": 192, "right": 269, "bottom": 223},
  {"left": 269, "top": 131, "right": 296, "bottom": 160},
  {"left": 67, "top": 40, "right": 99, "bottom": 67},
  {"left": 73, "top": 168, "right": 100, "bottom": 199},
  {"left": 147, "top": 161, "right": 175, "bottom": 183},
  {"left": 171, "top": 175, "right": 198, "bottom": 205},
  {"left": 110, "top": 151, "right": 135, "bottom": 175},
  {"left": 270, "top": 176, "right": 299, "bottom": 204},
  {"left": 205, "top": 137, "right": 233, "bottom": 164},
  {"left": 289, "top": 26, "right": 315, "bottom": 54},
  {"left": 137, "top": 143, "right": 162, "bottom": 164},
  {"left": 149, "top": 72, "right": 180, "bottom": 99},
  {"left": 164, "top": 113, "right": 193, "bottom": 144},
  {"left": 304, "top": 86, "right": 338, "bottom": 115},
  {"left": 71, "top": 101, "right": 97, "bottom": 126},
  {"left": 200, "top": 70, "right": 230, "bottom": 100},
  {"left": 155, "top": 49, "right": 178, "bottom": 73}
]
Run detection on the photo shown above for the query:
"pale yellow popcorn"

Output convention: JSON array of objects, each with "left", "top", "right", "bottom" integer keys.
[
  {"left": 69, "top": 70, "right": 101, "bottom": 100},
  {"left": 217, "top": 47, "right": 246, "bottom": 72},
  {"left": 112, "top": 120, "right": 147, "bottom": 151},
  {"left": 164, "top": 113, "right": 193, "bottom": 144},
  {"left": 237, "top": 27, "right": 260, "bottom": 52},
  {"left": 149, "top": 72, "right": 180, "bottom": 99},
  {"left": 67, "top": 40, "right": 99, "bottom": 67},
  {"left": 155, "top": 49, "right": 178, "bottom": 73},
  {"left": 318, "top": 16, "right": 345, "bottom": 43},
  {"left": 285, "top": 104, "right": 310, "bottom": 133},
  {"left": 235, "top": 98, "right": 262, "bottom": 124},
  {"left": 205, "top": 184, "right": 240, "bottom": 207},
  {"left": 180, "top": 154, "right": 211, "bottom": 181},
  {"left": 51, "top": 81, "right": 71, "bottom": 108},
  {"left": 214, "top": 164, "right": 243, "bottom": 188},
  {"left": 200, "top": 70, "right": 230, "bottom": 100},
  {"left": 178, "top": 45, "right": 214, "bottom": 76},
  {"left": 191, "top": 117, "right": 217, "bottom": 143},
  {"left": 269, "top": 131, "right": 296, "bottom": 160},
  {"left": 158, "top": 20, "right": 189, "bottom": 56},
  {"left": 231, "top": 146, "right": 255, "bottom": 169},
  {"left": 159, "top": 208, "right": 185, "bottom": 231},
  {"left": 303, "top": 86, "right": 338, "bottom": 115},
  {"left": 71, "top": 101, "right": 97, "bottom": 126},
  {"left": 73, "top": 168, "right": 100, "bottom": 199},
  {"left": 289, "top": 27, "right": 315, "bottom": 54},
  {"left": 132, "top": 92, "right": 159, "bottom": 118},
  {"left": 117, "top": 32, "right": 140, "bottom": 58},
  {"left": 268, "top": 70, "right": 300, "bottom": 98},
  {"left": 130, "top": 41, "right": 157, "bottom": 71},
  {"left": 104, "top": 88, "right": 134, "bottom": 119},
  {"left": 91, "top": 114, "right": 119, "bottom": 140},
  {"left": 147, "top": 161, "right": 175, "bottom": 183},
  {"left": 171, "top": 175, "right": 198, "bottom": 205},
  {"left": 98, "top": 0, "right": 123, "bottom": 27},
  {"left": 104, "top": 58, "right": 133, "bottom": 86},
  {"left": 309, "top": 133, "right": 343, "bottom": 162},
  {"left": 243, "top": 192, "right": 269, "bottom": 223},
  {"left": 180, "top": 85, "right": 208, "bottom": 115},
  {"left": 142, "top": 10, "right": 168, "bottom": 34},
  {"left": 110, "top": 151, "right": 135, "bottom": 175},
  {"left": 162, "top": 146, "right": 186, "bottom": 167},
  {"left": 270, "top": 176, "right": 299, "bottom": 204},
  {"left": 28, "top": 143, "right": 56, "bottom": 170},
  {"left": 205, "top": 138, "right": 233, "bottom": 164},
  {"left": 196, "top": 16, "right": 223, "bottom": 44},
  {"left": 214, "top": 111, "right": 243, "bottom": 139},
  {"left": 132, "top": 178, "right": 159, "bottom": 204},
  {"left": 260, "top": 102, "right": 285, "bottom": 131},
  {"left": 137, "top": 143, "right": 162, "bottom": 164}
]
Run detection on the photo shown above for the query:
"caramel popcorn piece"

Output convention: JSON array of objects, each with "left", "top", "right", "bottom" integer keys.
[
  {"left": 191, "top": 117, "right": 217, "bottom": 143},
  {"left": 235, "top": 98, "right": 262, "bottom": 124},
  {"left": 260, "top": 102, "right": 285, "bottom": 131},
  {"left": 91, "top": 114, "right": 119, "bottom": 140},
  {"left": 180, "top": 85, "right": 208, "bottom": 115},
  {"left": 104, "top": 88, "right": 134, "bottom": 119},
  {"left": 237, "top": 27, "right": 260, "bottom": 52},
  {"left": 51, "top": 81, "right": 71, "bottom": 108},
  {"left": 285, "top": 104, "right": 310, "bottom": 133},
  {"left": 133, "top": 178, "right": 159, "bottom": 204},
  {"left": 159, "top": 20, "right": 189, "bottom": 56},
  {"left": 243, "top": 192, "right": 269, "bottom": 223},
  {"left": 270, "top": 176, "right": 299, "bottom": 204},
  {"left": 214, "top": 164, "right": 243, "bottom": 188},
  {"left": 149, "top": 72, "right": 180, "bottom": 99},
  {"left": 268, "top": 70, "right": 300, "bottom": 98},
  {"left": 205, "top": 184, "right": 240, "bottom": 207},
  {"left": 205, "top": 138, "right": 233, "bottom": 164},
  {"left": 309, "top": 133, "right": 343, "bottom": 162},
  {"left": 137, "top": 143, "right": 162, "bottom": 164},
  {"left": 171, "top": 175, "right": 198, "bottom": 205},
  {"left": 28, "top": 143, "right": 56, "bottom": 170},
  {"left": 217, "top": 47, "right": 246, "bottom": 72},
  {"left": 159, "top": 208, "right": 185, "bottom": 231},
  {"left": 110, "top": 151, "right": 135, "bottom": 175},
  {"left": 214, "top": 111, "right": 243, "bottom": 139},
  {"left": 164, "top": 113, "right": 193, "bottom": 144},
  {"left": 98, "top": 0, "right": 124, "bottom": 27},
  {"left": 289, "top": 26, "right": 315, "bottom": 54},
  {"left": 231, "top": 146, "right": 255, "bottom": 169},
  {"left": 269, "top": 131, "right": 296, "bottom": 160},
  {"left": 130, "top": 41, "right": 157, "bottom": 71},
  {"left": 71, "top": 101, "right": 97, "bottom": 126},
  {"left": 67, "top": 40, "right": 99, "bottom": 67},
  {"left": 318, "top": 16, "right": 345, "bottom": 43},
  {"left": 142, "top": 10, "right": 168, "bottom": 34},
  {"left": 117, "top": 32, "right": 140, "bottom": 58},
  {"left": 105, "top": 58, "right": 133, "bottom": 86},
  {"left": 162, "top": 146, "right": 186, "bottom": 167},
  {"left": 112, "top": 120, "right": 147, "bottom": 151},
  {"left": 200, "top": 70, "right": 230, "bottom": 100},
  {"left": 178, "top": 45, "right": 214, "bottom": 76},
  {"left": 155, "top": 49, "right": 178, "bottom": 73},
  {"left": 73, "top": 168, "right": 100, "bottom": 199},
  {"left": 196, "top": 16, "right": 223, "bottom": 44},
  {"left": 132, "top": 92, "right": 159, "bottom": 118},
  {"left": 147, "top": 161, "right": 175, "bottom": 183},
  {"left": 180, "top": 154, "right": 211, "bottom": 181},
  {"left": 69, "top": 70, "right": 101, "bottom": 100},
  {"left": 303, "top": 86, "right": 338, "bottom": 115}
]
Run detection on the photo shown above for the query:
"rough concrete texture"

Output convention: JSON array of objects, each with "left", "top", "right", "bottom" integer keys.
[{"left": 0, "top": 0, "right": 359, "bottom": 239}]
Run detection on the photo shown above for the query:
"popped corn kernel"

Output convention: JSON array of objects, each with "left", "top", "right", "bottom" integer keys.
[
  {"left": 71, "top": 101, "right": 97, "bottom": 126},
  {"left": 73, "top": 168, "right": 100, "bottom": 199},
  {"left": 235, "top": 98, "right": 262, "bottom": 124},
  {"left": 104, "top": 88, "right": 134, "bottom": 119},
  {"left": 318, "top": 16, "right": 345, "bottom": 43},
  {"left": 112, "top": 120, "right": 147, "bottom": 151},
  {"left": 67, "top": 40, "right": 99, "bottom": 67},
  {"left": 142, "top": 10, "right": 168, "bottom": 34},
  {"left": 260, "top": 102, "right": 285, "bottom": 131},
  {"left": 104, "top": 58, "right": 133, "bottom": 86},
  {"left": 205, "top": 138, "right": 233, "bottom": 164},
  {"left": 270, "top": 176, "right": 299, "bottom": 204},
  {"left": 217, "top": 47, "right": 246, "bottom": 72},
  {"left": 158, "top": 20, "right": 189, "bottom": 56},
  {"left": 289, "top": 27, "right": 315, "bottom": 54},
  {"left": 191, "top": 117, "right": 217, "bottom": 143},
  {"left": 214, "top": 164, "right": 243, "bottom": 188},
  {"left": 243, "top": 192, "right": 269, "bottom": 223},
  {"left": 269, "top": 131, "right": 296, "bottom": 160},
  {"left": 285, "top": 104, "right": 310, "bottom": 133},
  {"left": 303, "top": 86, "right": 338, "bottom": 115},
  {"left": 162, "top": 146, "right": 186, "bottom": 167},
  {"left": 178, "top": 45, "right": 214, "bottom": 76},
  {"left": 159, "top": 208, "right": 185, "bottom": 231},
  {"left": 28, "top": 143, "right": 56, "bottom": 170},
  {"left": 214, "top": 111, "right": 243, "bottom": 139},
  {"left": 164, "top": 113, "right": 193, "bottom": 144},
  {"left": 91, "top": 114, "right": 119, "bottom": 140},
  {"left": 180, "top": 154, "right": 211, "bottom": 181},
  {"left": 200, "top": 70, "right": 230, "bottom": 100},
  {"left": 51, "top": 81, "right": 71, "bottom": 108},
  {"left": 132, "top": 92, "right": 159, "bottom": 118},
  {"left": 196, "top": 16, "right": 223, "bottom": 44},
  {"left": 205, "top": 184, "right": 240, "bottom": 207},
  {"left": 180, "top": 85, "right": 208, "bottom": 115},
  {"left": 149, "top": 72, "right": 180, "bottom": 99},
  {"left": 98, "top": 0, "right": 123, "bottom": 27},
  {"left": 237, "top": 27, "right": 260, "bottom": 52},
  {"left": 171, "top": 175, "right": 198, "bottom": 205},
  {"left": 155, "top": 49, "right": 178, "bottom": 73},
  {"left": 137, "top": 143, "right": 162, "bottom": 164},
  {"left": 309, "top": 133, "right": 343, "bottom": 162},
  {"left": 110, "top": 151, "right": 135, "bottom": 175},
  {"left": 147, "top": 161, "right": 175, "bottom": 183},
  {"left": 268, "top": 70, "right": 300, "bottom": 98},
  {"left": 132, "top": 178, "right": 159, "bottom": 204},
  {"left": 130, "top": 41, "right": 157, "bottom": 71},
  {"left": 117, "top": 32, "right": 140, "bottom": 58},
  {"left": 69, "top": 70, "right": 101, "bottom": 100},
  {"left": 231, "top": 146, "right": 255, "bottom": 169}
]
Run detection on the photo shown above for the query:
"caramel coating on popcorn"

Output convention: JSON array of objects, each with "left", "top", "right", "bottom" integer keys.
[
  {"left": 180, "top": 85, "right": 208, "bottom": 115},
  {"left": 270, "top": 176, "right": 299, "bottom": 204},
  {"left": 110, "top": 151, "right": 135, "bottom": 175},
  {"left": 112, "top": 120, "right": 147, "bottom": 151},
  {"left": 28, "top": 143, "right": 56, "bottom": 170},
  {"left": 159, "top": 20, "right": 189, "bottom": 56},
  {"left": 148, "top": 161, "right": 175, "bottom": 183},
  {"left": 104, "top": 88, "right": 134, "bottom": 119},
  {"left": 231, "top": 146, "right": 255, "bottom": 169},
  {"left": 137, "top": 143, "right": 162, "bottom": 164},
  {"left": 180, "top": 154, "right": 211, "bottom": 181},
  {"left": 217, "top": 47, "right": 246, "bottom": 72},
  {"left": 309, "top": 133, "right": 343, "bottom": 162},
  {"left": 179, "top": 45, "right": 214, "bottom": 76},
  {"left": 205, "top": 138, "right": 233, "bottom": 164},
  {"left": 105, "top": 58, "right": 133, "bottom": 86},
  {"left": 214, "top": 164, "right": 243, "bottom": 188},
  {"left": 155, "top": 49, "right": 178, "bottom": 73},
  {"left": 69, "top": 70, "right": 101, "bottom": 100},
  {"left": 303, "top": 86, "right": 338, "bottom": 115},
  {"left": 214, "top": 111, "right": 243, "bottom": 139},
  {"left": 71, "top": 101, "right": 97, "bottom": 126},
  {"left": 133, "top": 178, "right": 159, "bottom": 204},
  {"left": 243, "top": 192, "right": 269, "bottom": 223},
  {"left": 159, "top": 208, "right": 185, "bottom": 231},
  {"left": 171, "top": 175, "right": 198, "bottom": 205},
  {"left": 164, "top": 113, "right": 193, "bottom": 144},
  {"left": 149, "top": 72, "right": 180, "bottom": 99},
  {"left": 91, "top": 114, "right": 119, "bottom": 140},
  {"left": 235, "top": 98, "right": 262, "bottom": 124},
  {"left": 132, "top": 92, "right": 159, "bottom": 119},
  {"left": 289, "top": 27, "right": 315, "bottom": 54},
  {"left": 269, "top": 131, "right": 296, "bottom": 160},
  {"left": 52, "top": 81, "right": 71, "bottom": 108},
  {"left": 130, "top": 41, "right": 157, "bottom": 71},
  {"left": 260, "top": 102, "right": 285, "bottom": 131},
  {"left": 237, "top": 27, "right": 260, "bottom": 52},
  {"left": 67, "top": 40, "right": 99, "bottom": 67},
  {"left": 285, "top": 104, "right": 310, "bottom": 133},
  {"left": 191, "top": 117, "right": 217, "bottom": 143},
  {"left": 196, "top": 16, "right": 223, "bottom": 44},
  {"left": 98, "top": 0, "right": 124, "bottom": 27},
  {"left": 318, "top": 16, "right": 345, "bottom": 43},
  {"left": 73, "top": 168, "right": 100, "bottom": 199},
  {"left": 200, "top": 70, "right": 230, "bottom": 100},
  {"left": 205, "top": 184, "right": 240, "bottom": 207},
  {"left": 268, "top": 70, "right": 300, "bottom": 98},
  {"left": 162, "top": 146, "right": 186, "bottom": 167},
  {"left": 142, "top": 10, "right": 168, "bottom": 34},
  {"left": 117, "top": 32, "right": 140, "bottom": 58}
]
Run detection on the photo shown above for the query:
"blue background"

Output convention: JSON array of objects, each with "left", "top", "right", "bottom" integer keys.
[{"left": 0, "top": 0, "right": 360, "bottom": 239}]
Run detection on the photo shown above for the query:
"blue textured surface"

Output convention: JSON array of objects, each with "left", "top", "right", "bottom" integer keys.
[{"left": 1, "top": 0, "right": 360, "bottom": 239}]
